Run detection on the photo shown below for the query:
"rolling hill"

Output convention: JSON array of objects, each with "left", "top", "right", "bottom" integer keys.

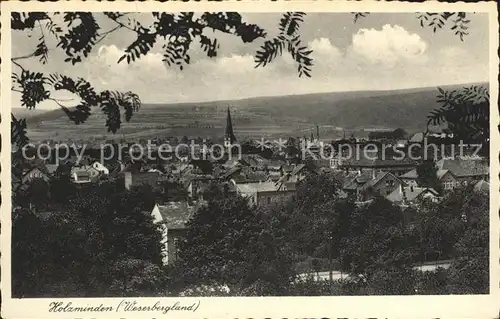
[{"left": 11, "top": 83, "right": 487, "bottom": 142}]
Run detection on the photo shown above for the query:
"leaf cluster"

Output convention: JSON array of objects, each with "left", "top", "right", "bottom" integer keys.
[
  {"left": 255, "top": 12, "right": 313, "bottom": 77},
  {"left": 428, "top": 85, "right": 489, "bottom": 143}
]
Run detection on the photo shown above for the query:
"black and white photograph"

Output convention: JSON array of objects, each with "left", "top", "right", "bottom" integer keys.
[{"left": 1, "top": 1, "right": 499, "bottom": 318}]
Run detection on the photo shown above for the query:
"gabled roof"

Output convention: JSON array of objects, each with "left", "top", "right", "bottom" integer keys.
[
  {"left": 240, "top": 154, "right": 286, "bottom": 169},
  {"left": 231, "top": 168, "right": 269, "bottom": 183},
  {"left": 437, "top": 169, "right": 450, "bottom": 179},
  {"left": 409, "top": 132, "right": 424, "bottom": 143},
  {"left": 361, "top": 171, "right": 399, "bottom": 191},
  {"left": 290, "top": 163, "right": 306, "bottom": 176},
  {"left": 386, "top": 186, "right": 438, "bottom": 203},
  {"left": 236, "top": 181, "right": 279, "bottom": 194},
  {"left": 221, "top": 166, "right": 242, "bottom": 179},
  {"left": 22, "top": 166, "right": 49, "bottom": 178},
  {"left": 474, "top": 180, "right": 489, "bottom": 193},
  {"left": 343, "top": 171, "right": 373, "bottom": 190},
  {"left": 344, "top": 170, "right": 402, "bottom": 192},
  {"left": 436, "top": 158, "right": 489, "bottom": 177},
  {"left": 341, "top": 157, "right": 416, "bottom": 168},
  {"left": 45, "top": 164, "right": 59, "bottom": 175},
  {"left": 155, "top": 201, "right": 205, "bottom": 230},
  {"left": 400, "top": 169, "right": 418, "bottom": 179}
]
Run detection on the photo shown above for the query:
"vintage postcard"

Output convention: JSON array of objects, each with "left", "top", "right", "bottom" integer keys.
[{"left": 1, "top": 1, "right": 499, "bottom": 318}]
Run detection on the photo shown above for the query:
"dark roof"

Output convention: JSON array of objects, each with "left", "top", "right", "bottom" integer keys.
[
  {"left": 343, "top": 171, "right": 373, "bottom": 190},
  {"left": 400, "top": 169, "right": 418, "bottom": 179},
  {"left": 240, "top": 154, "right": 285, "bottom": 168},
  {"left": 436, "top": 158, "right": 489, "bottom": 177},
  {"left": 221, "top": 166, "right": 242, "bottom": 179},
  {"left": 156, "top": 201, "right": 205, "bottom": 229},
  {"left": 342, "top": 157, "right": 416, "bottom": 168},
  {"left": 231, "top": 167, "right": 269, "bottom": 183},
  {"left": 343, "top": 170, "right": 402, "bottom": 192}
]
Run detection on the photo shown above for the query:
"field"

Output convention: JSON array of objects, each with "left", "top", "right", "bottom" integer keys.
[{"left": 12, "top": 83, "right": 485, "bottom": 143}]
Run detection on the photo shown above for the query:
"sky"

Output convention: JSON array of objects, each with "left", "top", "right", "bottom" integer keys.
[{"left": 11, "top": 12, "right": 490, "bottom": 109}]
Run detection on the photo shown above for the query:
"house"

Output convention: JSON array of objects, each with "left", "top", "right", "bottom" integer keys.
[
  {"left": 343, "top": 170, "right": 404, "bottom": 201},
  {"left": 185, "top": 175, "right": 218, "bottom": 200},
  {"left": 235, "top": 180, "right": 295, "bottom": 207},
  {"left": 71, "top": 165, "right": 100, "bottom": 184},
  {"left": 21, "top": 167, "right": 50, "bottom": 185},
  {"left": 151, "top": 201, "right": 205, "bottom": 264},
  {"left": 340, "top": 154, "right": 417, "bottom": 176},
  {"left": 400, "top": 158, "right": 489, "bottom": 191},
  {"left": 399, "top": 169, "right": 419, "bottom": 187},
  {"left": 277, "top": 163, "right": 307, "bottom": 185},
  {"left": 396, "top": 139, "right": 408, "bottom": 148},
  {"left": 436, "top": 158, "right": 489, "bottom": 185},
  {"left": 386, "top": 185, "right": 439, "bottom": 205},
  {"left": 399, "top": 168, "right": 449, "bottom": 187},
  {"left": 124, "top": 171, "right": 161, "bottom": 190},
  {"left": 474, "top": 179, "right": 489, "bottom": 193},
  {"left": 91, "top": 161, "right": 110, "bottom": 175},
  {"left": 230, "top": 167, "right": 270, "bottom": 184}
]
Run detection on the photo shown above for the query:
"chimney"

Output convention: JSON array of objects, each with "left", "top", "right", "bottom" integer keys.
[{"left": 316, "top": 125, "right": 320, "bottom": 140}]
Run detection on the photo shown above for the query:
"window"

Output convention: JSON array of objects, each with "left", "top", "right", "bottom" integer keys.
[
  {"left": 330, "top": 159, "right": 339, "bottom": 167},
  {"left": 267, "top": 197, "right": 271, "bottom": 204},
  {"left": 385, "top": 180, "right": 394, "bottom": 187},
  {"left": 444, "top": 181, "right": 453, "bottom": 189},
  {"left": 173, "top": 238, "right": 180, "bottom": 261}
]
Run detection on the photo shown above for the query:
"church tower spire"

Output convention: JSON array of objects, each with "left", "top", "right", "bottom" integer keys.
[{"left": 224, "top": 107, "right": 236, "bottom": 146}]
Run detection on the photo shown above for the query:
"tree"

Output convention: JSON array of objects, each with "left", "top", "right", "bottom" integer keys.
[
  {"left": 428, "top": 85, "right": 489, "bottom": 155},
  {"left": 11, "top": 179, "right": 166, "bottom": 297},
  {"left": 446, "top": 190, "right": 489, "bottom": 294},
  {"left": 288, "top": 172, "right": 344, "bottom": 255},
  {"left": 339, "top": 197, "right": 413, "bottom": 280},
  {"left": 15, "top": 178, "right": 51, "bottom": 210},
  {"left": 416, "top": 160, "right": 442, "bottom": 192},
  {"left": 173, "top": 192, "right": 295, "bottom": 295},
  {"left": 392, "top": 128, "right": 407, "bottom": 140}
]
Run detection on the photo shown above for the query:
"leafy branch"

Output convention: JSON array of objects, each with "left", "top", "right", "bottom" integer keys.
[
  {"left": 428, "top": 85, "right": 489, "bottom": 142},
  {"left": 255, "top": 12, "right": 313, "bottom": 77},
  {"left": 353, "top": 12, "right": 369, "bottom": 23},
  {"left": 416, "top": 12, "right": 470, "bottom": 41}
]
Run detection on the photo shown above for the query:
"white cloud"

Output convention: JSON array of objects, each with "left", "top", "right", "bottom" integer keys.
[
  {"left": 310, "top": 37, "right": 342, "bottom": 58},
  {"left": 22, "top": 30, "right": 487, "bottom": 109},
  {"left": 349, "top": 24, "right": 428, "bottom": 66}
]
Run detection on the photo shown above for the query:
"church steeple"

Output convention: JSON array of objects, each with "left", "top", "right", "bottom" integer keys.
[{"left": 225, "top": 107, "right": 236, "bottom": 145}]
